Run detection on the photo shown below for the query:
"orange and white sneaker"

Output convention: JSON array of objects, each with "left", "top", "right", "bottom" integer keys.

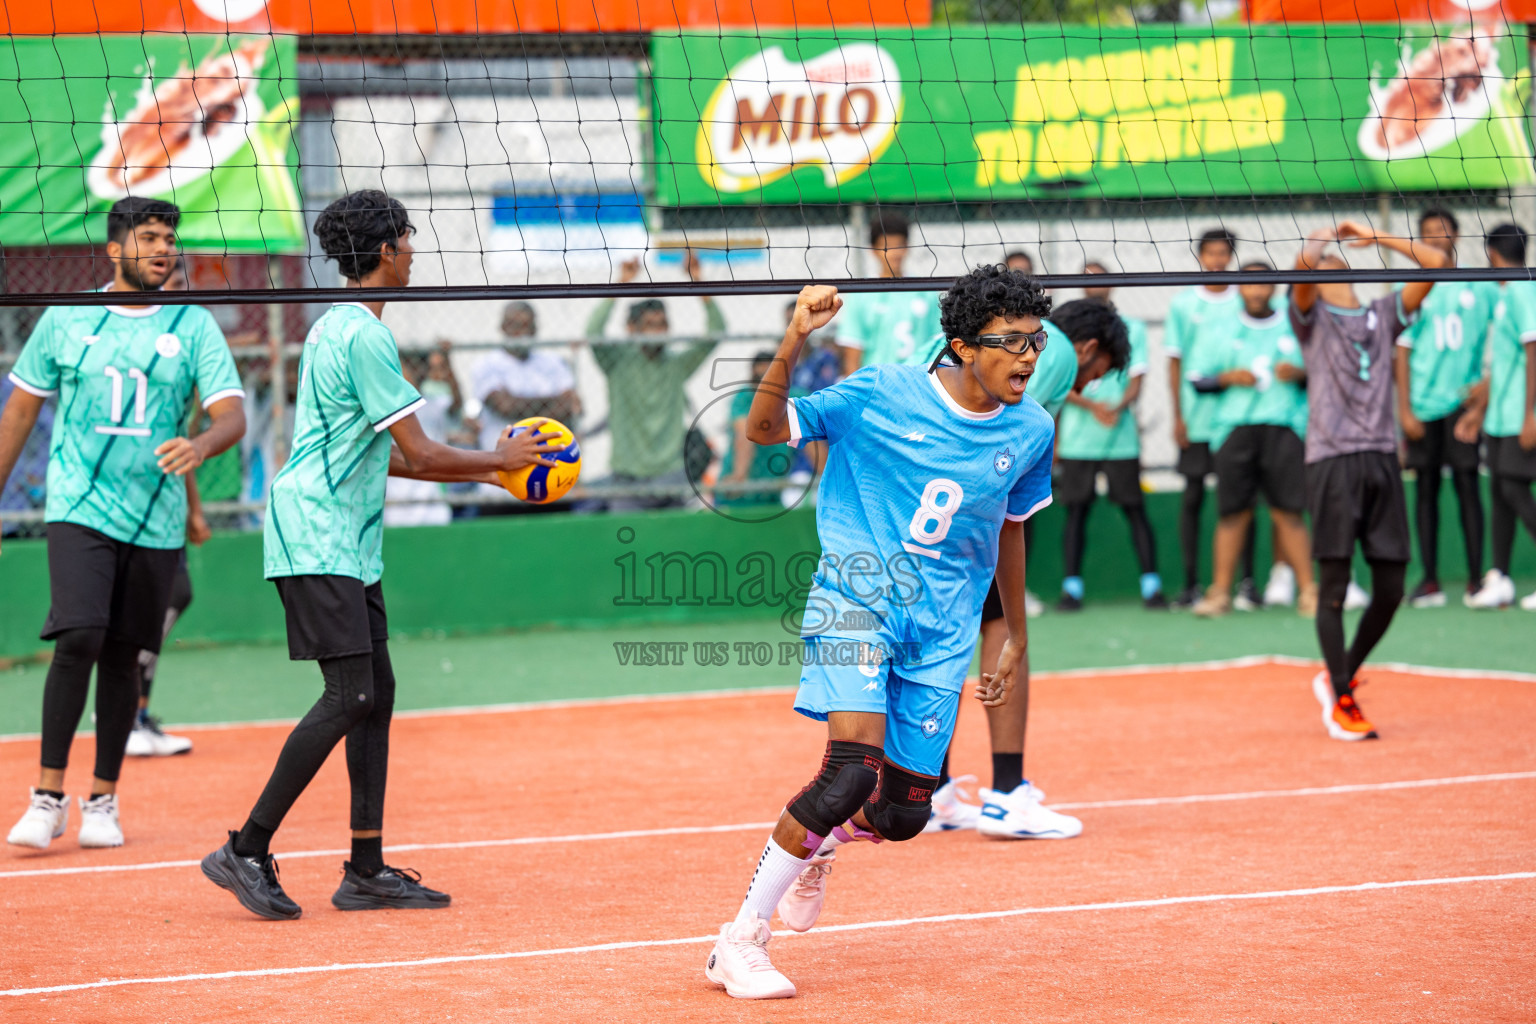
[
  {"left": 775, "top": 851, "right": 833, "bottom": 932},
  {"left": 705, "top": 906, "right": 796, "bottom": 999},
  {"left": 1311, "top": 671, "right": 1378, "bottom": 741}
]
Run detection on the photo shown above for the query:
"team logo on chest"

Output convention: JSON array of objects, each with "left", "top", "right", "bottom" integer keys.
[
  {"left": 993, "top": 448, "right": 1014, "bottom": 475},
  {"left": 155, "top": 333, "right": 182, "bottom": 359}
]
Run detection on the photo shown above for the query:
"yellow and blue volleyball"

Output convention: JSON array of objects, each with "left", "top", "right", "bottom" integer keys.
[{"left": 498, "top": 416, "right": 582, "bottom": 503}]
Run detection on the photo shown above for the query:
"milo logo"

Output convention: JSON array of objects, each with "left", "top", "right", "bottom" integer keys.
[{"left": 697, "top": 43, "right": 902, "bottom": 193}]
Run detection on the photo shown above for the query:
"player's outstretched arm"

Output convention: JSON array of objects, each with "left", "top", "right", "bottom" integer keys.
[
  {"left": 745, "top": 285, "right": 841, "bottom": 446},
  {"left": 1336, "top": 220, "right": 1449, "bottom": 315},
  {"left": 388, "top": 412, "right": 558, "bottom": 483},
  {"left": 976, "top": 519, "right": 1028, "bottom": 708},
  {"left": 1291, "top": 228, "right": 1334, "bottom": 315},
  {"left": 0, "top": 389, "right": 46, "bottom": 556},
  {"left": 157, "top": 395, "right": 245, "bottom": 477}
]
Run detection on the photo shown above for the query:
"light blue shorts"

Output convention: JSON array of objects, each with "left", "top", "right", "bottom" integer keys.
[{"left": 792, "top": 636, "right": 963, "bottom": 777}]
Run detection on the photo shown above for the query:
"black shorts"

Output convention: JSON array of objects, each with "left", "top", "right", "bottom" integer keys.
[
  {"left": 1488, "top": 433, "right": 1536, "bottom": 481},
  {"left": 981, "top": 579, "right": 1003, "bottom": 623},
  {"left": 42, "top": 523, "right": 182, "bottom": 652},
  {"left": 1404, "top": 411, "right": 1480, "bottom": 474},
  {"left": 1214, "top": 425, "right": 1306, "bottom": 517},
  {"left": 273, "top": 575, "right": 389, "bottom": 661},
  {"left": 1306, "top": 451, "right": 1411, "bottom": 563},
  {"left": 1177, "top": 440, "right": 1213, "bottom": 479},
  {"left": 1055, "top": 458, "right": 1143, "bottom": 507}
]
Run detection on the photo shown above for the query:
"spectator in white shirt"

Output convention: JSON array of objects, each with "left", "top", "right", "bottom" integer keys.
[{"left": 472, "top": 301, "right": 581, "bottom": 452}]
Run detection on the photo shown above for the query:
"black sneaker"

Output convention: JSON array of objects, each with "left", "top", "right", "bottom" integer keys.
[
  {"left": 331, "top": 862, "right": 452, "bottom": 911},
  {"left": 1233, "top": 577, "right": 1264, "bottom": 611},
  {"left": 1170, "top": 585, "right": 1202, "bottom": 610},
  {"left": 1143, "top": 591, "right": 1170, "bottom": 610},
  {"left": 1055, "top": 593, "right": 1083, "bottom": 612},
  {"left": 201, "top": 831, "right": 302, "bottom": 920}
]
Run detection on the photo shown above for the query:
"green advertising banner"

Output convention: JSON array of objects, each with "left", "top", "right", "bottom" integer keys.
[
  {"left": 0, "top": 35, "right": 303, "bottom": 251},
  {"left": 649, "top": 25, "right": 1534, "bottom": 206}
]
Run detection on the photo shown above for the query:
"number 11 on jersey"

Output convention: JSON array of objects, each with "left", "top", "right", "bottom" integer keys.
[{"left": 96, "top": 365, "right": 152, "bottom": 437}]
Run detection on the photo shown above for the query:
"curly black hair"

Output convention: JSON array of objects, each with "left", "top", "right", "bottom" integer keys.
[
  {"left": 106, "top": 197, "right": 180, "bottom": 244},
  {"left": 1048, "top": 298, "right": 1131, "bottom": 373},
  {"left": 314, "top": 189, "right": 415, "bottom": 281},
  {"left": 932, "top": 264, "right": 1051, "bottom": 368}
]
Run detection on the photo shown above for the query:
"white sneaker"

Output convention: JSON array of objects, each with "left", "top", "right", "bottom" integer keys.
[
  {"left": 1024, "top": 590, "right": 1044, "bottom": 618},
  {"left": 1264, "top": 562, "right": 1297, "bottom": 607},
  {"left": 705, "top": 906, "right": 796, "bottom": 999},
  {"left": 7, "top": 789, "right": 69, "bottom": 849},
  {"left": 1465, "top": 570, "right": 1515, "bottom": 609},
  {"left": 977, "top": 782, "right": 1083, "bottom": 840},
  {"left": 124, "top": 713, "right": 193, "bottom": 757},
  {"left": 1344, "top": 580, "right": 1371, "bottom": 611},
  {"left": 775, "top": 851, "right": 833, "bottom": 932},
  {"left": 77, "top": 793, "right": 123, "bottom": 848},
  {"left": 922, "top": 775, "right": 982, "bottom": 833},
  {"left": 1521, "top": 588, "right": 1536, "bottom": 611}
]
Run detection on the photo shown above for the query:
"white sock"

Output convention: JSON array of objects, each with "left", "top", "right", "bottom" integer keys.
[
  {"left": 741, "top": 838, "right": 809, "bottom": 920},
  {"left": 813, "top": 830, "right": 849, "bottom": 857}
]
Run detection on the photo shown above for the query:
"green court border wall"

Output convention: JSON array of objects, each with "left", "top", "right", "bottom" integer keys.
[{"left": 1, "top": 482, "right": 1531, "bottom": 660}]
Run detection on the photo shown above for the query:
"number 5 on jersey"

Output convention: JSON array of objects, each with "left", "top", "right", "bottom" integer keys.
[{"left": 904, "top": 478, "right": 963, "bottom": 558}]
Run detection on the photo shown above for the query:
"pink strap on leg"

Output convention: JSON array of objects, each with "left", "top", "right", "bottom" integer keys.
[{"left": 832, "top": 821, "right": 881, "bottom": 844}]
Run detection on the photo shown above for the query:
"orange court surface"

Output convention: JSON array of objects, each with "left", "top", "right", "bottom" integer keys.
[{"left": 3, "top": 660, "right": 1533, "bottom": 1022}]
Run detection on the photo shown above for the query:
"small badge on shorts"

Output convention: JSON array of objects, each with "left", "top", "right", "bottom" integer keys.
[
  {"left": 921, "top": 715, "right": 941, "bottom": 738},
  {"left": 155, "top": 333, "right": 182, "bottom": 358},
  {"left": 993, "top": 448, "right": 1014, "bottom": 475}
]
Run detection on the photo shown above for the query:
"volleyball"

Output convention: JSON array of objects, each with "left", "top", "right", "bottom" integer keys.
[{"left": 498, "top": 417, "right": 582, "bottom": 503}]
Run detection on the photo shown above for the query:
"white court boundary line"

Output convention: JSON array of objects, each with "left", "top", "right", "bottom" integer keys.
[
  {"left": 4, "top": 654, "right": 1533, "bottom": 744},
  {"left": 4, "top": 869, "right": 1532, "bottom": 998},
  {"left": 4, "top": 769, "right": 1533, "bottom": 881}
]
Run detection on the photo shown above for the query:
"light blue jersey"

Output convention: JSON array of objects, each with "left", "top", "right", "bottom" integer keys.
[{"left": 787, "top": 364, "right": 1055, "bottom": 690}]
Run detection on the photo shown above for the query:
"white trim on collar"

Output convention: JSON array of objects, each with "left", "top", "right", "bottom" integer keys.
[
  {"left": 1239, "top": 310, "right": 1284, "bottom": 330},
  {"left": 1195, "top": 286, "right": 1236, "bottom": 303},
  {"left": 336, "top": 301, "right": 380, "bottom": 319},
  {"left": 927, "top": 369, "right": 1004, "bottom": 421}
]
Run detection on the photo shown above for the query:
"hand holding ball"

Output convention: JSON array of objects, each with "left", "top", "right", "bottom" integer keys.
[{"left": 497, "top": 417, "right": 582, "bottom": 503}]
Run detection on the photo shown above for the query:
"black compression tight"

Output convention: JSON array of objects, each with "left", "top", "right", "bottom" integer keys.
[
  {"left": 246, "top": 640, "right": 398, "bottom": 835},
  {"left": 39, "top": 627, "right": 140, "bottom": 783},
  {"left": 1180, "top": 475, "right": 1204, "bottom": 589},
  {"left": 1415, "top": 468, "right": 1485, "bottom": 584},
  {"left": 1064, "top": 498, "right": 1157, "bottom": 578},
  {"left": 1316, "top": 559, "right": 1407, "bottom": 699},
  {"left": 1490, "top": 474, "right": 1536, "bottom": 575}
]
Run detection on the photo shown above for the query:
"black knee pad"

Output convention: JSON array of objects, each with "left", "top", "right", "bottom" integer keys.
[
  {"left": 863, "top": 761, "right": 938, "bottom": 842},
  {"left": 787, "top": 740, "right": 883, "bottom": 838}
]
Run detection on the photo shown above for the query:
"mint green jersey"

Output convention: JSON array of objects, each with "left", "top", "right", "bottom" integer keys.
[
  {"left": 1486, "top": 281, "right": 1536, "bottom": 438},
  {"left": 1165, "top": 286, "right": 1240, "bottom": 443},
  {"left": 9, "top": 301, "right": 240, "bottom": 549},
  {"left": 1057, "top": 316, "right": 1147, "bottom": 460},
  {"left": 841, "top": 290, "right": 942, "bottom": 368},
  {"left": 1208, "top": 309, "right": 1308, "bottom": 452},
  {"left": 1396, "top": 280, "right": 1496, "bottom": 421},
  {"left": 263, "top": 304, "right": 424, "bottom": 584},
  {"left": 1024, "top": 317, "right": 1073, "bottom": 417}
]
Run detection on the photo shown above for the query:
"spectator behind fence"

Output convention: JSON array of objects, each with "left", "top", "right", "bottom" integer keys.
[
  {"left": 588, "top": 253, "right": 721, "bottom": 511},
  {"left": 473, "top": 302, "right": 580, "bottom": 452},
  {"left": 0, "top": 375, "right": 52, "bottom": 535}
]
